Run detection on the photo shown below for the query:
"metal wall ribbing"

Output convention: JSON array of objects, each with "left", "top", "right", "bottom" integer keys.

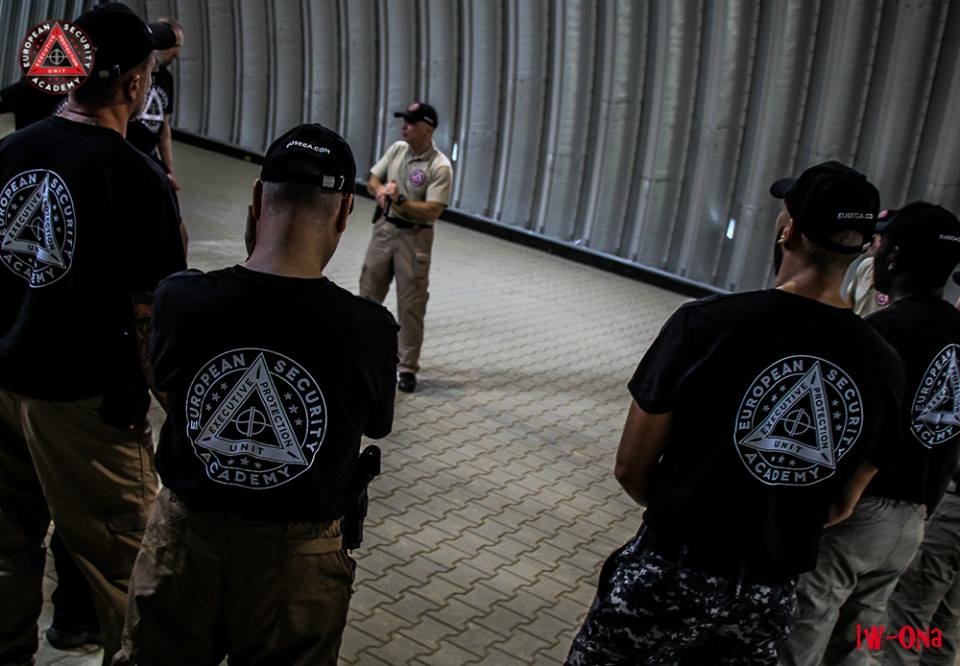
[{"left": 3, "top": 0, "right": 958, "bottom": 292}]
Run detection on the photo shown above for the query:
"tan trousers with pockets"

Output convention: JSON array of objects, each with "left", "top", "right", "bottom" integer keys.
[
  {"left": 114, "top": 488, "right": 353, "bottom": 666},
  {"left": 0, "top": 388, "right": 157, "bottom": 665},
  {"left": 359, "top": 219, "right": 434, "bottom": 375}
]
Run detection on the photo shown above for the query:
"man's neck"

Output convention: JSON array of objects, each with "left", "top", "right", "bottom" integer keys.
[
  {"left": 58, "top": 101, "right": 129, "bottom": 135},
  {"left": 775, "top": 261, "right": 849, "bottom": 308},
  {"left": 244, "top": 217, "right": 333, "bottom": 279},
  {"left": 408, "top": 138, "right": 432, "bottom": 156},
  {"left": 887, "top": 277, "right": 943, "bottom": 304}
]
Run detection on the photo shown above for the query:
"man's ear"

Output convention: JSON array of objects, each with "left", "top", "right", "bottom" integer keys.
[
  {"left": 125, "top": 71, "right": 144, "bottom": 103},
  {"left": 245, "top": 180, "right": 263, "bottom": 258},
  {"left": 252, "top": 179, "right": 264, "bottom": 220},
  {"left": 780, "top": 216, "right": 800, "bottom": 247},
  {"left": 335, "top": 195, "right": 352, "bottom": 234}
]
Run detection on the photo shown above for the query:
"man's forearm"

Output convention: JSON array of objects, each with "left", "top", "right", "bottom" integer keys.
[
  {"left": 160, "top": 118, "right": 174, "bottom": 171},
  {"left": 367, "top": 175, "right": 385, "bottom": 197},
  {"left": 825, "top": 461, "right": 878, "bottom": 527},
  {"left": 132, "top": 298, "right": 167, "bottom": 410}
]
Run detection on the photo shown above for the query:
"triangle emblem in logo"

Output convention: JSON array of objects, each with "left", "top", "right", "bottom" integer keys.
[
  {"left": 195, "top": 354, "right": 307, "bottom": 465},
  {"left": 139, "top": 86, "right": 165, "bottom": 125},
  {"left": 1, "top": 175, "right": 66, "bottom": 268},
  {"left": 739, "top": 362, "right": 837, "bottom": 468},
  {"left": 27, "top": 23, "right": 87, "bottom": 77},
  {"left": 917, "top": 347, "right": 960, "bottom": 427}
]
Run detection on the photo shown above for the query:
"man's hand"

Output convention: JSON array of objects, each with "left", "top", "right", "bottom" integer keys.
[
  {"left": 824, "top": 503, "right": 854, "bottom": 528},
  {"left": 167, "top": 171, "right": 180, "bottom": 191},
  {"left": 378, "top": 181, "right": 398, "bottom": 209}
]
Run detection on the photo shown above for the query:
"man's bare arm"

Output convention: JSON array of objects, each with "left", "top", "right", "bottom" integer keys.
[
  {"left": 614, "top": 401, "right": 672, "bottom": 505},
  {"left": 824, "top": 461, "right": 878, "bottom": 527},
  {"left": 132, "top": 296, "right": 166, "bottom": 410}
]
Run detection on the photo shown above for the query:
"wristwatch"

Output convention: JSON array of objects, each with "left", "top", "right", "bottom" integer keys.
[{"left": 396, "top": 194, "right": 407, "bottom": 205}]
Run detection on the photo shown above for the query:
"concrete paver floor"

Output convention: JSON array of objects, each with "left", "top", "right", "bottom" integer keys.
[{"left": 30, "top": 138, "right": 689, "bottom": 664}]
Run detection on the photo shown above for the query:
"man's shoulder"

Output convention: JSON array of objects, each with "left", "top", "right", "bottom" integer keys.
[
  {"left": 156, "top": 269, "right": 209, "bottom": 299},
  {"left": 350, "top": 292, "right": 400, "bottom": 335},
  {"left": 430, "top": 147, "right": 452, "bottom": 171}
]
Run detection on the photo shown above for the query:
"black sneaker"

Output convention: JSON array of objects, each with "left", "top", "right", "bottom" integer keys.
[
  {"left": 398, "top": 372, "right": 417, "bottom": 393},
  {"left": 45, "top": 625, "right": 101, "bottom": 650}
]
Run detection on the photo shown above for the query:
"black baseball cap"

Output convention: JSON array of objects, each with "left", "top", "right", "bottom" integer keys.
[
  {"left": 74, "top": 3, "right": 177, "bottom": 79},
  {"left": 261, "top": 124, "right": 357, "bottom": 193},
  {"left": 394, "top": 102, "right": 438, "bottom": 128},
  {"left": 877, "top": 202, "right": 960, "bottom": 285},
  {"left": 874, "top": 208, "right": 899, "bottom": 232},
  {"left": 770, "top": 161, "right": 880, "bottom": 254}
]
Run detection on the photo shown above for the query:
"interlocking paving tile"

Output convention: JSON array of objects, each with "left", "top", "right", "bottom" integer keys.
[{"left": 30, "top": 140, "right": 690, "bottom": 666}]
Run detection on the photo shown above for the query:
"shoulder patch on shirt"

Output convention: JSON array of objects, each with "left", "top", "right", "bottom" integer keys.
[
  {"left": 0, "top": 169, "right": 76, "bottom": 287},
  {"left": 186, "top": 348, "right": 327, "bottom": 490},
  {"left": 734, "top": 355, "right": 864, "bottom": 486},
  {"left": 911, "top": 344, "right": 960, "bottom": 448}
]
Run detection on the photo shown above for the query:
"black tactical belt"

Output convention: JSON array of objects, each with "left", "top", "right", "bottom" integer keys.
[
  {"left": 641, "top": 527, "right": 793, "bottom": 586},
  {"left": 385, "top": 216, "right": 430, "bottom": 230}
]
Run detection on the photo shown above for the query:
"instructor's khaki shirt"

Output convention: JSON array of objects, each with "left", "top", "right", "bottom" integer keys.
[{"left": 370, "top": 141, "right": 453, "bottom": 225}]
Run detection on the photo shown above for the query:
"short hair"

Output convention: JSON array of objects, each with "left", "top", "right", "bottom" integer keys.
[
  {"left": 72, "top": 54, "right": 151, "bottom": 108},
  {"left": 262, "top": 181, "right": 343, "bottom": 221},
  {"left": 890, "top": 240, "right": 956, "bottom": 290},
  {"left": 799, "top": 230, "right": 865, "bottom": 271},
  {"left": 158, "top": 18, "right": 183, "bottom": 44}
]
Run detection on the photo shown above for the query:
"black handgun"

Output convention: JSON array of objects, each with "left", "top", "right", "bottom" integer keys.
[
  {"left": 342, "top": 445, "right": 381, "bottom": 550},
  {"left": 372, "top": 199, "right": 391, "bottom": 224}
]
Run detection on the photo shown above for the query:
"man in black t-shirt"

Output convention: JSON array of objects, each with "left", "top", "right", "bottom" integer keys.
[
  {"left": 114, "top": 124, "right": 398, "bottom": 665},
  {"left": 566, "top": 162, "right": 903, "bottom": 665},
  {"left": 0, "top": 4, "right": 184, "bottom": 664},
  {"left": 126, "top": 19, "right": 182, "bottom": 189},
  {"left": 0, "top": 78, "right": 65, "bottom": 130},
  {"left": 781, "top": 203, "right": 960, "bottom": 665}
]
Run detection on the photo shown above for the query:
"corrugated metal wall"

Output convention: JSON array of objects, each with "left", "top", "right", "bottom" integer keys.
[{"left": 3, "top": 0, "right": 959, "bottom": 292}]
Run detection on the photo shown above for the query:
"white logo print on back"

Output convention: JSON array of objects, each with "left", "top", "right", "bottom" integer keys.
[
  {"left": 186, "top": 348, "right": 327, "bottom": 489},
  {"left": 0, "top": 169, "right": 77, "bottom": 287},
  {"left": 911, "top": 344, "right": 960, "bottom": 448},
  {"left": 734, "top": 356, "right": 864, "bottom": 486},
  {"left": 138, "top": 84, "right": 168, "bottom": 134}
]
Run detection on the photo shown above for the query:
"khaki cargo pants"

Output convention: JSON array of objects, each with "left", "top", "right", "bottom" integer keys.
[
  {"left": 114, "top": 488, "right": 353, "bottom": 665},
  {"left": 0, "top": 388, "right": 157, "bottom": 665},
  {"left": 883, "top": 493, "right": 960, "bottom": 666},
  {"left": 359, "top": 219, "right": 434, "bottom": 375}
]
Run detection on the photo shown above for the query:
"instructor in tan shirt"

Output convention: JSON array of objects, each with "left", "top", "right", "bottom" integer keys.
[{"left": 360, "top": 102, "right": 453, "bottom": 393}]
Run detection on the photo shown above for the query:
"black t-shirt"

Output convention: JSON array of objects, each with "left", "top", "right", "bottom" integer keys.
[
  {"left": 629, "top": 289, "right": 904, "bottom": 577},
  {"left": 0, "top": 78, "right": 65, "bottom": 130},
  {"left": 865, "top": 295, "right": 960, "bottom": 512},
  {"left": 126, "top": 67, "right": 175, "bottom": 157},
  {"left": 152, "top": 266, "right": 399, "bottom": 521},
  {"left": 0, "top": 117, "right": 185, "bottom": 400}
]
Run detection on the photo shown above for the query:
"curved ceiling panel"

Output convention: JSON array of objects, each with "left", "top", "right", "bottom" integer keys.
[{"left": 3, "top": 0, "right": 958, "bottom": 292}]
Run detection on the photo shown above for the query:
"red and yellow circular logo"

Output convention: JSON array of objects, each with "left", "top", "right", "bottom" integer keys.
[{"left": 19, "top": 21, "right": 93, "bottom": 94}]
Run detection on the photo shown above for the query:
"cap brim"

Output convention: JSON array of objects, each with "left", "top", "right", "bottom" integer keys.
[
  {"left": 394, "top": 111, "right": 416, "bottom": 121},
  {"left": 149, "top": 22, "right": 177, "bottom": 50},
  {"left": 770, "top": 177, "right": 795, "bottom": 199}
]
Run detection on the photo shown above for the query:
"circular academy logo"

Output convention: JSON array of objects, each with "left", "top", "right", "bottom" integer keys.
[
  {"left": 911, "top": 344, "right": 960, "bottom": 448},
  {"left": 137, "top": 82, "right": 169, "bottom": 134},
  {"left": 734, "top": 355, "right": 864, "bottom": 486},
  {"left": 19, "top": 21, "right": 93, "bottom": 93},
  {"left": 0, "top": 170, "right": 77, "bottom": 287},
  {"left": 185, "top": 349, "right": 328, "bottom": 490},
  {"left": 409, "top": 169, "right": 427, "bottom": 188}
]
